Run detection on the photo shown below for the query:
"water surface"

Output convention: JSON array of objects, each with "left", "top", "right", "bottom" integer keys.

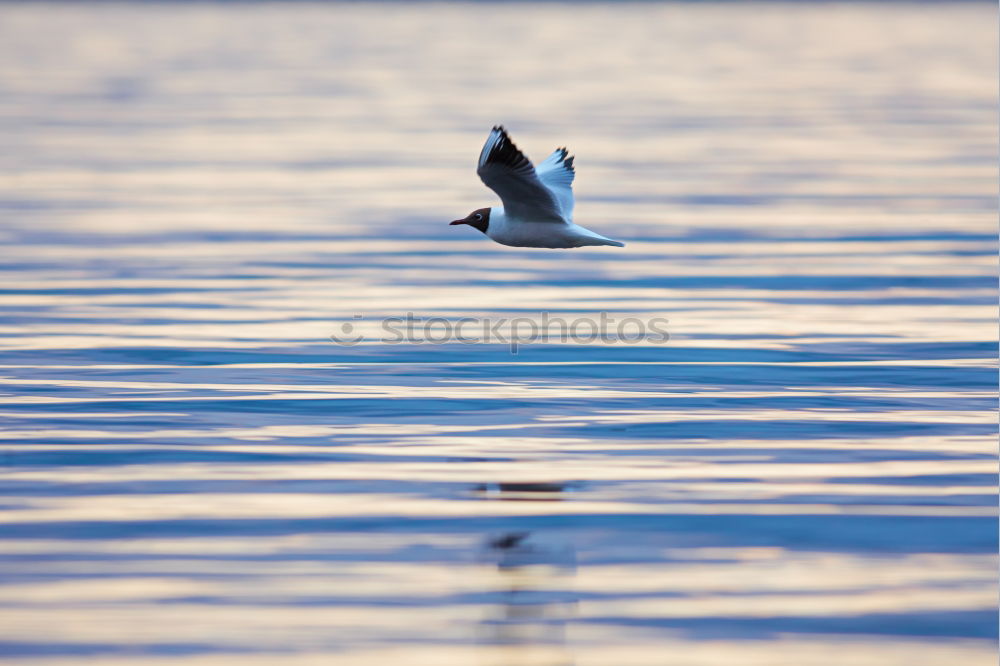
[{"left": 0, "top": 2, "right": 996, "bottom": 665}]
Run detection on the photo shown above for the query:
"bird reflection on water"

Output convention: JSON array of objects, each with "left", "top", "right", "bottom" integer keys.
[{"left": 477, "top": 482, "right": 578, "bottom": 666}]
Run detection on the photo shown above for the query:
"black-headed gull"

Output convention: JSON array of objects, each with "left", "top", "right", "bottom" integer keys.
[{"left": 450, "top": 126, "right": 625, "bottom": 249}]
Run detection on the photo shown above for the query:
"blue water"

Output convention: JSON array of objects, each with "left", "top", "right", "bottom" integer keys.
[{"left": 0, "top": 3, "right": 996, "bottom": 665}]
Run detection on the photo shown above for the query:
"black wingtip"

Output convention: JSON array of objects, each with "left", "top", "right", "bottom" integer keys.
[
  {"left": 481, "top": 125, "right": 533, "bottom": 174},
  {"left": 552, "top": 147, "right": 573, "bottom": 171}
]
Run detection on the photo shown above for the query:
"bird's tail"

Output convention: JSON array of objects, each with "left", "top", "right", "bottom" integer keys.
[
  {"left": 571, "top": 226, "right": 626, "bottom": 248},
  {"left": 582, "top": 236, "right": 625, "bottom": 248}
]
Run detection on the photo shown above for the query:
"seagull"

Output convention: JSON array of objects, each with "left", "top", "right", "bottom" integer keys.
[{"left": 450, "top": 126, "right": 625, "bottom": 248}]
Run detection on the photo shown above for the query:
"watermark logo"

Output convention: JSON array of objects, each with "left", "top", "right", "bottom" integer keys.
[
  {"left": 329, "top": 312, "right": 669, "bottom": 354},
  {"left": 328, "top": 314, "right": 365, "bottom": 346}
]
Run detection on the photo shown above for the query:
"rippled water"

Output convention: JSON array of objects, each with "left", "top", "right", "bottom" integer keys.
[{"left": 0, "top": 2, "right": 997, "bottom": 665}]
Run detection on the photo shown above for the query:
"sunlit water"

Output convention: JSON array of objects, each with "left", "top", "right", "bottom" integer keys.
[{"left": 0, "top": 2, "right": 997, "bottom": 665}]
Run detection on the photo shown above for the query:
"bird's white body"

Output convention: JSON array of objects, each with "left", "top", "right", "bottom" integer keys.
[
  {"left": 450, "top": 126, "right": 625, "bottom": 249},
  {"left": 485, "top": 208, "right": 624, "bottom": 248}
]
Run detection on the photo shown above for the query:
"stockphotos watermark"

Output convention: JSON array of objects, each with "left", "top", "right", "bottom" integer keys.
[{"left": 329, "top": 312, "right": 670, "bottom": 354}]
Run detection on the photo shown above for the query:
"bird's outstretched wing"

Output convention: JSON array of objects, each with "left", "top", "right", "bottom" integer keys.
[
  {"left": 535, "top": 147, "right": 575, "bottom": 219},
  {"left": 476, "top": 126, "right": 566, "bottom": 224}
]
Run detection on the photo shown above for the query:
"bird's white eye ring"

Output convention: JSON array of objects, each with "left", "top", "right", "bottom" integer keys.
[{"left": 474, "top": 213, "right": 483, "bottom": 220}]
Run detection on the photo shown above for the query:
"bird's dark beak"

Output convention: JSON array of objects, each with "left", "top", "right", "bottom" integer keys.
[{"left": 449, "top": 219, "right": 467, "bottom": 226}]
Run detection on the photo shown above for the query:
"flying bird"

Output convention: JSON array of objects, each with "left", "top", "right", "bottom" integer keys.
[{"left": 450, "top": 126, "right": 625, "bottom": 248}]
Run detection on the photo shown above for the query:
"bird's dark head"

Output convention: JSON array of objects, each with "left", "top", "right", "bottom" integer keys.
[{"left": 450, "top": 207, "right": 490, "bottom": 234}]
